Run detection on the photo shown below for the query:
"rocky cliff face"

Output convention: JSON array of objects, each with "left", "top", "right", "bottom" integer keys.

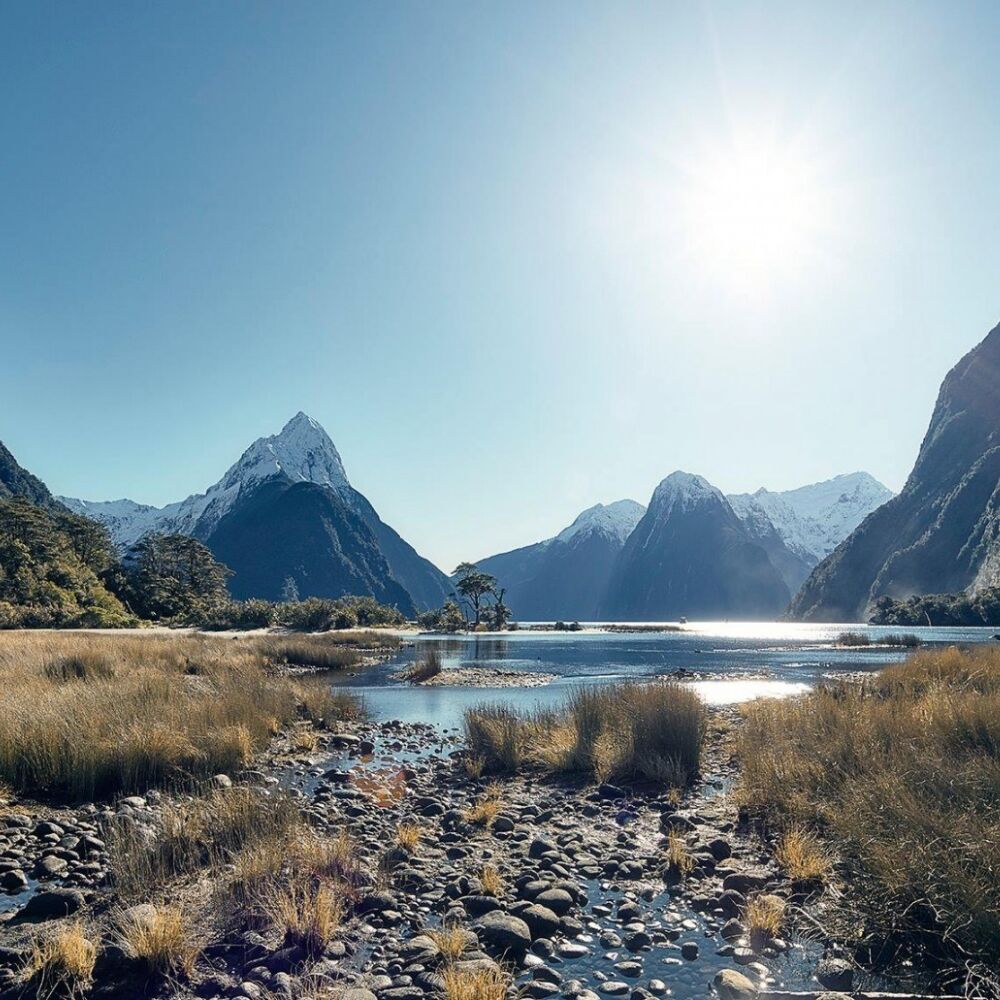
[
  {"left": 600, "top": 472, "right": 790, "bottom": 620},
  {"left": 0, "top": 440, "right": 62, "bottom": 511},
  {"left": 790, "top": 321, "right": 1000, "bottom": 621}
]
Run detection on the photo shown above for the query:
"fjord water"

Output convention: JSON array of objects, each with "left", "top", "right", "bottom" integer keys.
[{"left": 336, "top": 622, "right": 997, "bottom": 728}]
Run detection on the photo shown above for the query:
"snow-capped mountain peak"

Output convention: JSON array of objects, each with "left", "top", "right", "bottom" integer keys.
[
  {"left": 728, "top": 472, "right": 894, "bottom": 563},
  {"left": 555, "top": 499, "right": 646, "bottom": 545},
  {"left": 60, "top": 412, "right": 352, "bottom": 548},
  {"left": 219, "top": 411, "right": 349, "bottom": 493},
  {"left": 651, "top": 471, "right": 725, "bottom": 513}
]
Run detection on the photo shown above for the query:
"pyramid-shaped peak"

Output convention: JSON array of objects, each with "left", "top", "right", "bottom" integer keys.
[{"left": 221, "top": 413, "right": 349, "bottom": 492}]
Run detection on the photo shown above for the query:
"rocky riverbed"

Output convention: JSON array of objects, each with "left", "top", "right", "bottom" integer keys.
[{"left": 0, "top": 710, "right": 897, "bottom": 1000}]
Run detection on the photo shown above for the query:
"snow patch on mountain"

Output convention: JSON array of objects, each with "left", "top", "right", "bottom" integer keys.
[
  {"left": 651, "top": 471, "right": 726, "bottom": 515},
  {"left": 555, "top": 500, "right": 646, "bottom": 545},
  {"left": 60, "top": 412, "right": 351, "bottom": 547},
  {"left": 728, "top": 472, "right": 894, "bottom": 563}
]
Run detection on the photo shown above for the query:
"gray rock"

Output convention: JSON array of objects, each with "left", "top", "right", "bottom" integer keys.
[
  {"left": 713, "top": 968, "right": 757, "bottom": 1000},
  {"left": 475, "top": 911, "right": 531, "bottom": 957}
]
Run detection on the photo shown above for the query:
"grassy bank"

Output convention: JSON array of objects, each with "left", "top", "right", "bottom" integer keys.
[
  {"left": 0, "top": 631, "right": 391, "bottom": 801},
  {"left": 738, "top": 645, "right": 1000, "bottom": 971},
  {"left": 465, "top": 681, "right": 706, "bottom": 785}
]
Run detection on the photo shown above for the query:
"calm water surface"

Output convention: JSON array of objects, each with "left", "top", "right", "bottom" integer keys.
[{"left": 335, "top": 621, "right": 996, "bottom": 728}]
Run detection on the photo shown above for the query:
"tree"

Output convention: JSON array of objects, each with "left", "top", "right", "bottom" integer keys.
[
  {"left": 281, "top": 576, "right": 300, "bottom": 603},
  {"left": 0, "top": 499, "right": 133, "bottom": 627},
  {"left": 124, "top": 534, "right": 232, "bottom": 621},
  {"left": 453, "top": 562, "right": 497, "bottom": 628},
  {"left": 417, "top": 600, "right": 466, "bottom": 633},
  {"left": 486, "top": 586, "right": 513, "bottom": 631}
]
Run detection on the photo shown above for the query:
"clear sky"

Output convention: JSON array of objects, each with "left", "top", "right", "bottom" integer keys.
[{"left": 2, "top": 1, "right": 999, "bottom": 570}]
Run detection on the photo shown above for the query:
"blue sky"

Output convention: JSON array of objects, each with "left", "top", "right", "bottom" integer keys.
[{"left": 2, "top": 1, "right": 999, "bottom": 569}]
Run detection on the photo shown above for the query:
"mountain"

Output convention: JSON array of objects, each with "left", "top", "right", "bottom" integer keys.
[
  {"left": 61, "top": 413, "right": 451, "bottom": 612},
  {"left": 0, "top": 439, "right": 63, "bottom": 511},
  {"left": 790, "top": 321, "right": 1000, "bottom": 621},
  {"left": 477, "top": 500, "right": 646, "bottom": 620},
  {"left": 600, "top": 472, "right": 791, "bottom": 620},
  {"left": 728, "top": 472, "right": 894, "bottom": 593}
]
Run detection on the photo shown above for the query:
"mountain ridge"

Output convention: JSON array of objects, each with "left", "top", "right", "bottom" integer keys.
[{"left": 790, "top": 321, "right": 1000, "bottom": 621}]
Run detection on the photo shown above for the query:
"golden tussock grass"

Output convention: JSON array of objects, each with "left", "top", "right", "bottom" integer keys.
[
  {"left": 118, "top": 903, "right": 200, "bottom": 978},
  {"left": 743, "top": 893, "right": 785, "bottom": 944},
  {"left": 395, "top": 822, "right": 422, "bottom": 853},
  {"left": 479, "top": 863, "right": 505, "bottom": 898},
  {"left": 738, "top": 644, "right": 1000, "bottom": 966},
  {"left": 774, "top": 827, "right": 831, "bottom": 883},
  {"left": 221, "top": 826, "right": 364, "bottom": 936},
  {"left": 440, "top": 964, "right": 510, "bottom": 1000},
  {"left": 24, "top": 922, "right": 98, "bottom": 998},
  {"left": 109, "top": 785, "right": 301, "bottom": 899},
  {"left": 664, "top": 830, "right": 695, "bottom": 876},
  {"left": 426, "top": 924, "right": 474, "bottom": 964},
  {"left": 0, "top": 632, "right": 367, "bottom": 802},
  {"left": 262, "top": 880, "right": 344, "bottom": 957},
  {"left": 463, "top": 782, "right": 504, "bottom": 826},
  {"left": 292, "top": 727, "right": 320, "bottom": 753},
  {"left": 465, "top": 681, "right": 706, "bottom": 786}
]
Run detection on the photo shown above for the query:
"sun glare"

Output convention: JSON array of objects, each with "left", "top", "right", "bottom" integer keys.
[{"left": 683, "top": 139, "right": 830, "bottom": 290}]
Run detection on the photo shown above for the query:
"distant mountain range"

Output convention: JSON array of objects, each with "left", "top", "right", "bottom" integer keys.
[
  {"left": 791, "top": 320, "right": 1000, "bottom": 621},
  {"left": 60, "top": 413, "right": 451, "bottom": 615},
  {"left": 477, "top": 500, "right": 646, "bottom": 621},
  {"left": 9, "top": 313, "right": 999, "bottom": 628},
  {"left": 477, "top": 471, "right": 892, "bottom": 621}
]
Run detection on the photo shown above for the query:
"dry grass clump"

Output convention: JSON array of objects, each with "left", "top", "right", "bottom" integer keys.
[
  {"left": 0, "top": 632, "right": 366, "bottom": 801},
  {"left": 292, "top": 727, "right": 320, "bottom": 752},
  {"left": 743, "top": 893, "right": 785, "bottom": 945},
  {"left": 774, "top": 827, "right": 831, "bottom": 884},
  {"left": 738, "top": 644, "right": 1000, "bottom": 966},
  {"left": 480, "top": 863, "right": 505, "bottom": 898},
  {"left": 427, "top": 924, "right": 474, "bottom": 964},
  {"left": 291, "top": 675, "right": 368, "bottom": 727},
  {"left": 440, "top": 964, "right": 510, "bottom": 1000},
  {"left": 403, "top": 647, "right": 443, "bottom": 683},
  {"left": 263, "top": 880, "right": 345, "bottom": 957},
  {"left": 464, "top": 782, "right": 504, "bottom": 826},
  {"left": 465, "top": 682, "right": 706, "bottom": 786},
  {"left": 396, "top": 822, "right": 422, "bottom": 853},
  {"left": 221, "top": 826, "right": 364, "bottom": 945},
  {"left": 260, "top": 635, "right": 366, "bottom": 671},
  {"left": 109, "top": 785, "right": 301, "bottom": 898},
  {"left": 24, "top": 922, "right": 98, "bottom": 997},
  {"left": 117, "top": 903, "right": 200, "bottom": 978},
  {"left": 664, "top": 830, "right": 695, "bottom": 877}
]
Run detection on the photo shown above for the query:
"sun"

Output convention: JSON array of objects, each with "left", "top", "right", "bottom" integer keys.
[{"left": 682, "top": 137, "right": 830, "bottom": 290}]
